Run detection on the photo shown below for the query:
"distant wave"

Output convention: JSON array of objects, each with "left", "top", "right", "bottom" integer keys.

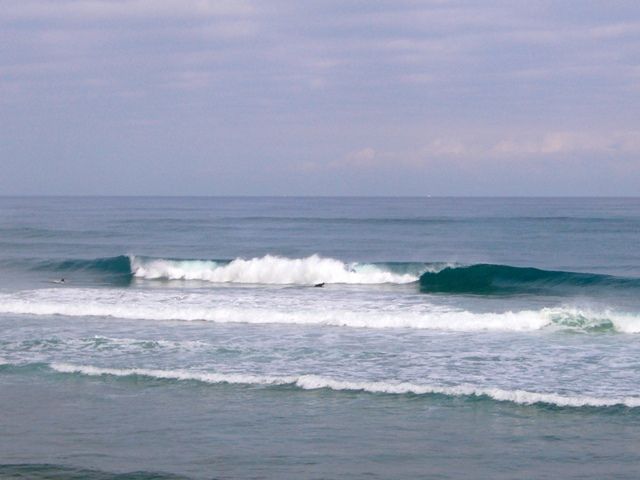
[
  {"left": 49, "top": 363, "right": 640, "bottom": 409},
  {"left": 419, "top": 264, "right": 640, "bottom": 294},
  {"left": 0, "top": 464, "right": 182, "bottom": 480},
  {"left": 1, "top": 288, "right": 638, "bottom": 332}
]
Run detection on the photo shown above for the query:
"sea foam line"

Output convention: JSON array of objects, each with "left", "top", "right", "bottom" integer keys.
[
  {"left": 50, "top": 363, "right": 640, "bottom": 408},
  {"left": 130, "top": 254, "right": 419, "bottom": 285}
]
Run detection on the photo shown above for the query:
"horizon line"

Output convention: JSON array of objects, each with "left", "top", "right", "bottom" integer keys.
[{"left": 1, "top": 195, "right": 639, "bottom": 199}]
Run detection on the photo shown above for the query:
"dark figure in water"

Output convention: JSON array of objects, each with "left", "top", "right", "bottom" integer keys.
[
  {"left": 314, "top": 282, "right": 325, "bottom": 288},
  {"left": 60, "top": 278, "right": 65, "bottom": 283}
]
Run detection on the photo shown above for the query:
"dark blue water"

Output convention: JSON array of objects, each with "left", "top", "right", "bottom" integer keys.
[{"left": 1, "top": 197, "right": 640, "bottom": 479}]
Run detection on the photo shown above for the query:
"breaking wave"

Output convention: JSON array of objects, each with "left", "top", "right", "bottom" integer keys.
[
  {"left": 25, "top": 254, "right": 640, "bottom": 292},
  {"left": 1, "top": 288, "right": 638, "bottom": 332},
  {"left": 129, "top": 255, "right": 422, "bottom": 285},
  {"left": 31, "top": 254, "right": 425, "bottom": 285},
  {"left": 49, "top": 363, "right": 640, "bottom": 409}
]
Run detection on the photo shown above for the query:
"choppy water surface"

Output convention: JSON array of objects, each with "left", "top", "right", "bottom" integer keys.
[{"left": 1, "top": 197, "right": 640, "bottom": 479}]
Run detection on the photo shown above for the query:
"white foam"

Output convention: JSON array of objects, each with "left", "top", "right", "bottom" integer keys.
[
  {"left": 0, "top": 295, "right": 547, "bottom": 331},
  {"left": 602, "top": 312, "right": 640, "bottom": 333},
  {"left": 1, "top": 288, "right": 639, "bottom": 332},
  {"left": 88, "top": 336, "right": 209, "bottom": 350},
  {"left": 50, "top": 363, "right": 640, "bottom": 408},
  {"left": 130, "top": 254, "right": 418, "bottom": 285},
  {"left": 546, "top": 307, "right": 640, "bottom": 333},
  {"left": 51, "top": 363, "right": 296, "bottom": 386}
]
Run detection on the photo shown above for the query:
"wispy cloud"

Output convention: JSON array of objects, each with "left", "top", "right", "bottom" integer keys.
[
  {"left": 326, "top": 131, "right": 640, "bottom": 172},
  {"left": 2, "top": 0, "right": 256, "bottom": 21}
]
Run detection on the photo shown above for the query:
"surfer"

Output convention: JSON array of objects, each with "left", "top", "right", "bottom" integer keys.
[{"left": 314, "top": 282, "right": 325, "bottom": 288}]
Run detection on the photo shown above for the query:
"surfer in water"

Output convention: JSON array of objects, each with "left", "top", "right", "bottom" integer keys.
[{"left": 314, "top": 282, "right": 325, "bottom": 287}]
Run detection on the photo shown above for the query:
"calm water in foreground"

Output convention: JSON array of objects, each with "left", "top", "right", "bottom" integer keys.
[{"left": 1, "top": 197, "right": 640, "bottom": 479}]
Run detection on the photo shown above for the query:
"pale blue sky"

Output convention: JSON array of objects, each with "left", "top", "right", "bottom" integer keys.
[{"left": 1, "top": 0, "right": 639, "bottom": 195}]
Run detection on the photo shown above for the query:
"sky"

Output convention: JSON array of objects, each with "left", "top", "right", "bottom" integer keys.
[{"left": 1, "top": 0, "right": 639, "bottom": 196}]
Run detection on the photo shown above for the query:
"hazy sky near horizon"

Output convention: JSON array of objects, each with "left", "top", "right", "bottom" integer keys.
[{"left": 1, "top": 0, "right": 640, "bottom": 195}]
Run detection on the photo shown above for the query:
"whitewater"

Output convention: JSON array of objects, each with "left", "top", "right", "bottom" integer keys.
[
  {"left": 43, "top": 363, "right": 640, "bottom": 408},
  {"left": 1, "top": 286, "right": 639, "bottom": 332},
  {"left": 130, "top": 254, "right": 421, "bottom": 284}
]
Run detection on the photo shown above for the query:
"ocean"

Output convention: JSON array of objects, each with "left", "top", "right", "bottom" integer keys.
[{"left": 1, "top": 196, "right": 639, "bottom": 479}]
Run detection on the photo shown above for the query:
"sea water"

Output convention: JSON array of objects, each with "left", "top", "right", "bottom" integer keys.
[{"left": 1, "top": 197, "right": 640, "bottom": 479}]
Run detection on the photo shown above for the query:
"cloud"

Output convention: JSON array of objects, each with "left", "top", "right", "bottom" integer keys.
[
  {"left": 491, "top": 132, "right": 640, "bottom": 156},
  {"left": 326, "top": 131, "right": 640, "bottom": 172},
  {"left": 1, "top": 0, "right": 256, "bottom": 21},
  {"left": 3, "top": 0, "right": 639, "bottom": 104},
  {"left": 2, "top": 0, "right": 640, "bottom": 194},
  {"left": 590, "top": 22, "right": 640, "bottom": 39},
  {"left": 333, "top": 148, "right": 378, "bottom": 168}
]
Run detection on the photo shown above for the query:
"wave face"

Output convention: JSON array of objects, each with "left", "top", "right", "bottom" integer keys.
[
  {"left": 49, "top": 363, "right": 640, "bottom": 409},
  {"left": 419, "top": 264, "right": 640, "bottom": 295},
  {"left": 30, "top": 255, "right": 133, "bottom": 286},
  {"left": 130, "top": 254, "right": 421, "bottom": 285},
  {"left": 35, "top": 255, "right": 132, "bottom": 275}
]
